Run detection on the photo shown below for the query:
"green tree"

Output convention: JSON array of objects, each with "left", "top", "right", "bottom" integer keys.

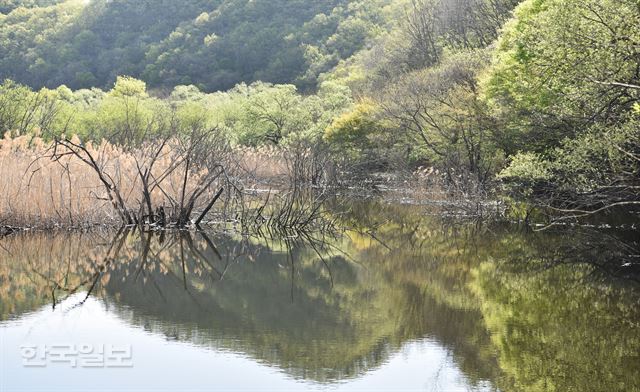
[{"left": 485, "top": 0, "right": 640, "bottom": 212}]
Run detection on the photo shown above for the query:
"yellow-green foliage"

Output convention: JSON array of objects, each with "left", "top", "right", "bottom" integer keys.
[
  {"left": 110, "top": 76, "right": 148, "bottom": 97},
  {"left": 0, "top": 78, "right": 355, "bottom": 148},
  {"left": 483, "top": 0, "right": 640, "bottom": 149},
  {"left": 499, "top": 121, "right": 640, "bottom": 194},
  {"left": 324, "top": 100, "right": 379, "bottom": 154},
  {"left": 483, "top": 0, "right": 640, "bottom": 199},
  {"left": 498, "top": 152, "right": 551, "bottom": 182}
]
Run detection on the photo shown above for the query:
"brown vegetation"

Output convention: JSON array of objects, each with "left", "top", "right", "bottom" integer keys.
[
  {"left": 0, "top": 133, "right": 340, "bottom": 231},
  {"left": 0, "top": 133, "right": 228, "bottom": 229}
]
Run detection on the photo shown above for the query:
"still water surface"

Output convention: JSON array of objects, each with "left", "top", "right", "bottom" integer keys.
[{"left": 1, "top": 203, "right": 639, "bottom": 391}]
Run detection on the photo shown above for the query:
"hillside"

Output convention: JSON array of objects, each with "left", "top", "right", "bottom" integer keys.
[{"left": 0, "top": 0, "right": 390, "bottom": 91}]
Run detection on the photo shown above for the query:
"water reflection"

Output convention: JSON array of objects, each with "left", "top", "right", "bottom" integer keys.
[{"left": 1, "top": 202, "right": 639, "bottom": 391}]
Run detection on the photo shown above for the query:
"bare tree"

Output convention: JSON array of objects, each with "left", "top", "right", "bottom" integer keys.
[{"left": 47, "top": 125, "right": 229, "bottom": 229}]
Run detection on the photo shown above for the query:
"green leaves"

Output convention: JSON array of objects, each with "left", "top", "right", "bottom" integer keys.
[
  {"left": 109, "top": 76, "right": 147, "bottom": 98},
  {"left": 484, "top": 0, "right": 640, "bottom": 206},
  {"left": 324, "top": 100, "right": 379, "bottom": 159},
  {"left": 0, "top": 0, "right": 389, "bottom": 92},
  {"left": 485, "top": 0, "right": 640, "bottom": 131}
]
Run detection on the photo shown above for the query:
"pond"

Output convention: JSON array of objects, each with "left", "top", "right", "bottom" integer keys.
[{"left": 1, "top": 201, "right": 639, "bottom": 392}]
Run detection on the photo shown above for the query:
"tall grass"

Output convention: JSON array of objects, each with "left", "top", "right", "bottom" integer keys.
[
  {"left": 0, "top": 133, "right": 340, "bottom": 230},
  {"left": 1, "top": 134, "right": 108, "bottom": 227},
  {"left": 233, "top": 145, "right": 289, "bottom": 187},
  {"left": 0, "top": 133, "right": 226, "bottom": 228}
]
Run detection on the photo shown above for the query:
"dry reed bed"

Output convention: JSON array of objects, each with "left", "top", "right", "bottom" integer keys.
[
  {"left": 0, "top": 134, "right": 336, "bottom": 230},
  {"left": 0, "top": 133, "right": 226, "bottom": 228},
  {"left": 232, "top": 145, "right": 289, "bottom": 187}
]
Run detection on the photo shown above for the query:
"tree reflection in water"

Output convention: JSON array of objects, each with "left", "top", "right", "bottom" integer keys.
[{"left": 0, "top": 201, "right": 638, "bottom": 390}]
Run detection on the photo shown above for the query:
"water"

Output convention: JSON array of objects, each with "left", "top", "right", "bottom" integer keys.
[{"left": 1, "top": 202, "right": 639, "bottom": 391}]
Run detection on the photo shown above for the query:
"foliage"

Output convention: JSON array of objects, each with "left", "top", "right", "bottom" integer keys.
[
  {"left": 331, "top": 0, "right": 519, "bottom": 92},
  {"left": 324, "top": 100, "right": 380, "bottom": 159},
  {"left": 0, "top": 0, "right": 63, "bottom": 14},
  {"left": 1, "top": 0, "right": 639, "bottom": 219},
  {"left": 377, "top": 49, "right": 503, "bottom": 187},
  {"left": 486, "top": 0, "right": 640, "bottom": 210},
  {"left": 500, "top": 122, "right": 640, "bottom": 205},
  {"left": 484, "top": 0, "right": 640, "bottom": 141},
  {"left": 320, "top": 0, "right": 519, "bottom": 188},
  {"left": 498, "top": 153, "right": 550, "bottom": 183},
  {"left": 0, "top": 79, "right": 73, "bottom": 138},
  {"left": 0, "top": 0, "right": 390, "bottom": 92},
  {"left": 0, "top": 77, "right": 353, "bottom": 148}
]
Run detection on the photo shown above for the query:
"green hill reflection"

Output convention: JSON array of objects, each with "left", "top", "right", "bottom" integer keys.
[{"left": 1, "top": 202, "right": 638, "bottom": 390}]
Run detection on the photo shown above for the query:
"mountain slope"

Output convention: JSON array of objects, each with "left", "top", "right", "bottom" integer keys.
[{"left": 0, "top": 0, "right": 389, "bottom": 91}]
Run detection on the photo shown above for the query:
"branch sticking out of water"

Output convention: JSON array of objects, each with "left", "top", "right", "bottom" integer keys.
[{"left": 47, "top": 133, "right": 228, "bottom": 229}]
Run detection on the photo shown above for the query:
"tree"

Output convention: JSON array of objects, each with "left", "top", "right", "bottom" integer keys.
[
  {"left": 239, "top": 83, "right": 306, "bottom": 145},
  {"left": 486, "top": 0, "right": 640, "bottom": 215},
  {"left": 324, "top": 100, "right": 380, "bottom": 161},
  {"left": 110, "top": 75, "right": 148, "bottom": 98},
  {"left": 378, "top": 50, "right": 501, "bottom": 188},
  {"left": 0, "top": 0, "right": 389, "bottom": 92},
  {"left": 84, "top": 76, "right": 164, "bottom": 145},
  {"left": 484, "top": 0, "right": 640, "bottom": 153}
]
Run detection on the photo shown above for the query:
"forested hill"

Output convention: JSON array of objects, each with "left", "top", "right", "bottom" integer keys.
[
  {"left": 1, "top": 0, "right": 638, "bottom": 226},
  {"left": 0, "top": 0, "right": 64, "bottom": 14},
  {"left": 0, "top": 0, "right": 389, "bottom": 91}
]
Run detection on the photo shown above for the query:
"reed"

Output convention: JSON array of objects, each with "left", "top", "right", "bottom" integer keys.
[
  {"left": 0, "top": 133, "right": 227, "bottom": 229},
  {"left": 0, "top": 133, "right": 339, "bottom": 231}
]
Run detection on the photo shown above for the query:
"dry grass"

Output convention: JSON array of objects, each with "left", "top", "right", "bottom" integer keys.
[
  {"left": 232, "top": 145, "right": 289, "bottom": 187},
  {"left": 0, "top": 133, "right": 226, "bottom": 228},
  {"left": 0, "top": 131, "right": 344, "bottom": 230},
  {"left": 1, "top": 134, "right": 109, "bottom": 227}
]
